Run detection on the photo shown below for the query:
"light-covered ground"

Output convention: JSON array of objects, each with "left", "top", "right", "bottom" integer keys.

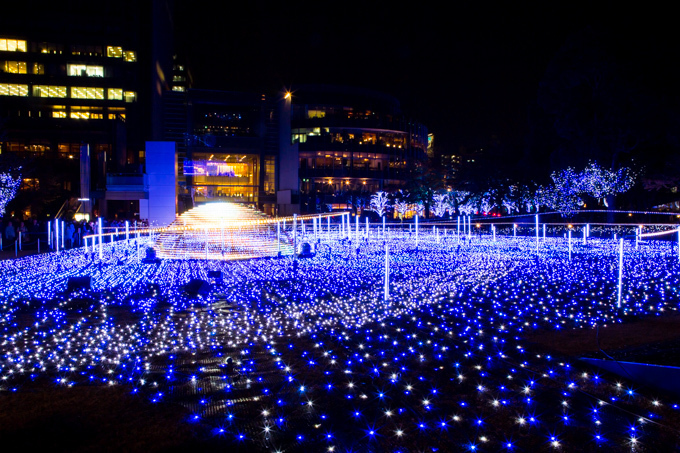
[{"left": 1, "top": 229, "right": 680, "bottom": 451}]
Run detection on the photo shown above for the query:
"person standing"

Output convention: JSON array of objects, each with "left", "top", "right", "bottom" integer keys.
[{"left": 4, "top": 221, "right": 16, "bottom": 244}]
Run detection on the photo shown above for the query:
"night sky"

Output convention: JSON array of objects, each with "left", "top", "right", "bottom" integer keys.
[{"left": 174, "top": 1, "right": 680, "bottom": 154}]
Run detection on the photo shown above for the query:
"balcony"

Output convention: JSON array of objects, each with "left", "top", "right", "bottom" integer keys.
[{"left": 106, "top": 173, "right": 147, "bottom": 192}]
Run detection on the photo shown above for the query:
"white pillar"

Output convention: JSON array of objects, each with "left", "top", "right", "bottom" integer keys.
[
  {"left": 98, "top": 217, "right": 103, "bottom": 260},
  {"left": 125, "top": 221, "right": 130, "bottom": 242},
  {"left": 384, "top": 243, "right": 389, "bottom": 301},
  {"left": 617, "top": 238, "right": 624, "bottom": 309},
  {"left": 535, "top": 214, "right": 539, "bottom": 251},
  {"left": 356, "top": 214, "right": 359, "bottom": 244},
  {"left": 415, "top": 215, "right": 419, "bottom": 248}
]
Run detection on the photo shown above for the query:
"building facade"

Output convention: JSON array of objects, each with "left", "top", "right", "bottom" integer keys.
[
  {"left": 290, "top": 85, "right": 428, "bottom": 213},
  {"left": 163, "top": 89, "right": 297, "bottom": 217},
  {"left": 0, "top": 1, "right": 174, "bottom": 220}
]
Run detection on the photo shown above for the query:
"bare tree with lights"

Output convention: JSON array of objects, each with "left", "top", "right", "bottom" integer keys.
[
  {"left": 580, "top": 161, "right": 635, "bottom": 208},
  {"left": 394, "top": 198, "right": 409, "bottom": 223},
  {"left": 432, "top": 192, "right": 449, "bottom": 218},
  {"left": 370, "top": 191, "right": 390, "bottom": 218}
]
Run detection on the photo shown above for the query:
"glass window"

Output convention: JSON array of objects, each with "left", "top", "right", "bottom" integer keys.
[
  {"left": 107, "top": 88, "right": 123, "bottom": 100},
  {"left": 107, "top": 46, "right": 123, "bottom": 58},
  {"left": 124, "top": 91, "right": 136, "bottom": 102},
  {"left": 33, "top": 85, "right": 67, "bottom": 98},
  {"left": 70, "top": 111, "right": 90, "bottom": 119},
  {"left": 32, "top": 63, "right": 44, "bottom": 74},
  {"left": 3, "top": 61, "right": 27, "bottom": 74},
  {"left": 38, "top": 43, "right": 62, "bottom": 54},
  {"left": 0, "top": 39, "right": 27, "bottom": 52},
  {"left": 172, "top": 86, "right": 185, "bottom": 92},
  {"left": 67, "top": 64, "right": 104, "bottom": 77},
  {"left": 0, "top": 83, "right": 29, "bottom": 96},
  {"left": 71, "top": 87, "right": 104, "bottom": 100},
  {"left": 52, "top": 111, "right": 66, "bottom": 118},
  {"left": 123, "top": 50, "right": 136, "bottom": 62},
  {"left": 307, "top": 109, "right": 326, "bottom": 119},
  {"left": 71, "top": 45, "right": 102, "bottom": 56}
]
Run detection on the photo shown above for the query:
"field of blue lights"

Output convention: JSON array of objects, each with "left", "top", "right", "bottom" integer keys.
[{"left": 2, "top": 222, "right": 680, "bottom": 452}]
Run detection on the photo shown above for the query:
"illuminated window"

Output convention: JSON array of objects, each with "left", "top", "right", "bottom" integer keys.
[
  {"left": 71, "top": 87, "right": 104, "bottom": 100},
  {"left": 33, "top": 85, "right": 67, "bottom": 98},
  {"left": 123, "top": 51, "right": 136, "bottom": 62},
  {"left": 0, "top": 83, "right": 29, "bottom": 96},
  {"left": 172, "top": 86, "right": 185, "bottom": 92},
  {"left": 107, "top": 46, "right": 123, "bottom": 58},
  {"left": 70, "top": 111, "right": 90, "bottom": 120},
  {"left": 32, "top": 63, "right": 44, "bottom": 74},
  {"left": 124, "top": 91, "right": 136, "bottom": 102},
  {"left": 0, "top": 39, "right": 27, "bottom": 52},
  {"left": 307, "top": 109, "right": 326, "bottom": 119},
  {"left": 108, "top": 107, "right": 126, "bottom": 120},
  {"left": 67, "top": 64, "right": 104, "bottom": 77},
  {"left": 52, "top": 111, "right": 66, "bottom": 118},
  {"left": 3, "top": 61, "right": 27, "bottom": 74},
  {"left": 172, "top": 75, "right": 185, "bottom": 82},
  {"left": 107, "top": 88, "right": 123, "bottom": 100},
  {"left": 38, "top": 43, "right": 62, "bottom": 54}
]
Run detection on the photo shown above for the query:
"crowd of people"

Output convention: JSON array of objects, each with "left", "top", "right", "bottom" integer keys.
[{"left": 0, "top": 217, "right": 149, "bottom": 252}]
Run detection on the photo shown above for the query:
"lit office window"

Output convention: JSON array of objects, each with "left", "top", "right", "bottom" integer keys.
[
  {"left": 67, "top": 64, "right": 104, "bottom": 77},
  {"left": 0, "top": 83, "right": 29, "bottom": 96},
  {"left": 0, "top": 39, "right": 27, "bottom": 52},
  {"left": 123, "top": 51, "right": 136, "bottom": 62},
  {"left": 124, "top": 91, "right": 136, "bottom": 102},
  {"left": 172, "top": 86, "right": 185, "bottom": 92},
  {"left": 33, "top": 85, "right": 67, "bottom": 98},
  {"left": 107, "top": 88, "right": 123, "bottom": 100},
  {"left": 32, "top": 63, "right": 44, "bottom": 74},
  {"left": 3, "top": 61, "right": 27, "bottom": 74},
  {"left": 107, "top": 46, "right": 123, "bottom": 58},
  {"left": 71, "top": 87, "right": 104, "bottom": 100},
  {"left": 70, "top": 111, "right": 91, "bottom": 119},
  {"left": 52, "top": 111, "right": 67, "bottom": 118}
]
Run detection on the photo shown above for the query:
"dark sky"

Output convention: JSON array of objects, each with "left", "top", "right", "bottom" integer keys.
[{"left": 174, "top": 1, "right": 679, "bottom": 153}]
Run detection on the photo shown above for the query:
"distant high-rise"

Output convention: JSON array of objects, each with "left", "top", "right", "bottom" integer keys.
[{"left": 0, "top": 0, "right": 176, "bottom": 219}]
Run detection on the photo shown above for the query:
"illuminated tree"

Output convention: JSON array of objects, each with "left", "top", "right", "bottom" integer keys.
[
  {"left": 545, "top": 167, "right": 583, "bottom": 216},
  {"left": 394, "top": 198, "right": 409, "bottom": 223},
  {"left": 370, "top": 191, "right": 390, "bottom": 217},
  {"left": 579, "top": 161, "right": 635, "bottom": 207},
  {"left": 414, "top": 202, "right": 425, "bottom": 217},
  {"left": 432, "top": 193, "right": 449, "bottom": 218},
  {"left": 0, "top": 171, "right": 21, "bottom": 216},
  {"left": 502, "top": 186, "right": 519, "bottom": 214},
  {"left": 479, "top": 191, "right": 497, "bottom": 215}
]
